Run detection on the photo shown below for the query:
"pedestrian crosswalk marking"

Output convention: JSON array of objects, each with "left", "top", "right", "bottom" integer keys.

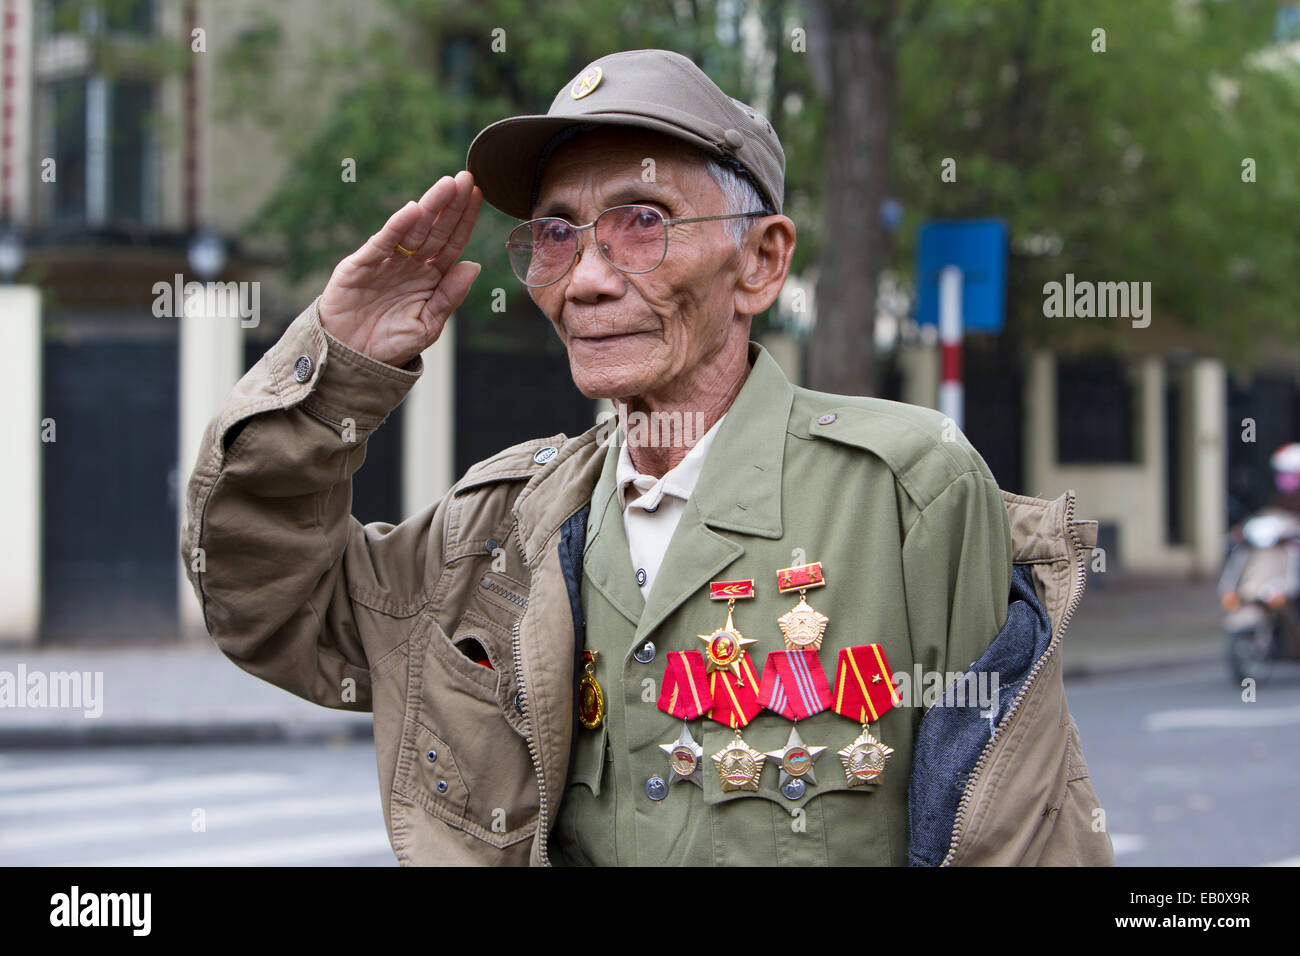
[
  {"left": 83, "top": 830, "right": 393, "bottom": 867},
  {"left": 0, "top": 772, "right": 293, "bottom": 815},
  {"left": 0, "top": 794, "right": 378, "bottom": 851}
]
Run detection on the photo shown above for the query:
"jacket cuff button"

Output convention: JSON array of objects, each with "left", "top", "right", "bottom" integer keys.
[{"left": 425, "top": 749, "right": 437, "bottom": 764}]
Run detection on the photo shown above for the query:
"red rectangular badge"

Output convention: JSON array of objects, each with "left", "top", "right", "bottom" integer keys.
[
  {"left": 710, "top": 579, "right": 755, "bottom": 600},
  {"left": 776, "top": 562, "right": 825, "bottom": 593}
]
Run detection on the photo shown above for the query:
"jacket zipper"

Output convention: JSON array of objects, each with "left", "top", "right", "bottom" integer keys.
[
  {"left": 506, "top": 522, "right": 551, "bottom": 866},
  {"left": 940, "top": 490, "right": 1089, "bottom": 866}
]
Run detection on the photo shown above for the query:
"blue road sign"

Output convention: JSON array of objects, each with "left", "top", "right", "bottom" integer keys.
[{"left": 916, "top": 219, "right": 1008, "bottom": 333}]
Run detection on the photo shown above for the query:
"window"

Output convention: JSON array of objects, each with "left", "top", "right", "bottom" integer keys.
[
  {"left": 1056, "top": 357, "right": 1137, "bottom": 464},
  {"left": 38, "top": 1, "right": 158, "bottom": 226}
]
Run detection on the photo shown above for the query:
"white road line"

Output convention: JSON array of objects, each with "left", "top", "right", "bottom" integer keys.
[
  {"left": 1109, "top": 834, "right": 1146, "bottom": 856},
  {"left": 1145, "top": 704, "right": 1300, "bottom": 732},
  {"left": 0, "top": 764, "right": 146, "bottom": 792},
  {"left": 0, "top": 773, "right": 293, "bottom": 815},
  {"left": 82, "top": 829, "right": 393, "bottom": 867},
  {"left": 0, "top": 793, "right": 380, "bottom": 852}
]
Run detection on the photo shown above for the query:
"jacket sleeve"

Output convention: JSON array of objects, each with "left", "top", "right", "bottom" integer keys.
[
  {"left": 901, "top": 467, "right": 1013, "bottom": 681},
  {"left": 180, "top": 296, "right": 444, "bottom": 712}
]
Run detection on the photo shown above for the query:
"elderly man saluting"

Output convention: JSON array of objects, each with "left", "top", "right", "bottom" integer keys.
[{"left": 182, "top": 49, "right": 1113, "bottom": 866}]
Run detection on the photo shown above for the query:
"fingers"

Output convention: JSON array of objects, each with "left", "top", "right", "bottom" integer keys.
[
  {"left": 400, "top": 175, "right": 463, "bottom": 255},
  {"left": 351, "top": 200, "right": 424, "bottom": 268},
  {"left": 422, "top": 259, "right": 482, "bottom": 326},
  {"left": 426, "top": 186, "right": 483, "bottom": 276},
  {"left": 349, "top": 172, "right": 472, "bottom": 269},
  {"left": 416, "top": 171, "right": 478, "bottom": 261}
]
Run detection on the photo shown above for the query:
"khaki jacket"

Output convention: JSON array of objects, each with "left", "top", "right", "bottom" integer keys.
[{"left": 181, "top": 297, "right": 1115, "bottom": 866}]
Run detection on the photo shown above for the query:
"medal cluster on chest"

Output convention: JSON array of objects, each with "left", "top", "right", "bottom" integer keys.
[{"left": 577, "top": 562, "right": 901, "bottom": 801}]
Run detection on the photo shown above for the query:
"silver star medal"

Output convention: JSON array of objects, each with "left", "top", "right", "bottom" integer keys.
[
  {"left": 659, "top": 724, "right": 705, "bottom": 789},
  {"left": 765, "top": 725, "right": 828, "bottom": 793}
]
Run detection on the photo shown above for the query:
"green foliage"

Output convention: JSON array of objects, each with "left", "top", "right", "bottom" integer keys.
[
  {"left": 892, "top": 0, "right": 1300, "bottom": 365},
  {"left": 225, "top": 0, "right": 1298, "bottom": 362},
  {"left": 223, "top": 0, "right": 822, "bottom": 348}
]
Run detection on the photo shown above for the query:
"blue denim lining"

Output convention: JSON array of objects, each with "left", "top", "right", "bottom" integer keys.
[{"left": 907, "top": 563, "right": 1052, "bottom": 866}]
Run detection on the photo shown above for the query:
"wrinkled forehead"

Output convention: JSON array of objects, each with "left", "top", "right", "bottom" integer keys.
[{"left": 530, "top": 126, "right": 721, "bottom": 218}]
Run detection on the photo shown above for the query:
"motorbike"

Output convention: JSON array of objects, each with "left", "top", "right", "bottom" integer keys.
[{"left": 1218, "top": 509, "right": 1300, "bottom": 683}]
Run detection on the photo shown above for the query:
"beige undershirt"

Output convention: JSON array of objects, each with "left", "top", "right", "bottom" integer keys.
[{"left": 615, "top": 413, "right": 727, "bottom": 600}]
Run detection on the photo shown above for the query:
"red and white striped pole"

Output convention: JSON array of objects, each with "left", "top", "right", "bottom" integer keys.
[
  {"left": 1, "top": 0, "right": 17, "bottom": 221},
  {"left": 938, "top": 265, "right": 963, "bottom": 431}
]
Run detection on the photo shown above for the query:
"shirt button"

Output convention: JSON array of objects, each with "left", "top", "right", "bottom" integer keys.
[
  {"left": 635, "top": 568, "right": 647, "bottom": 587},
  {"left": 633, "top": 641, "right": 656, "bottom": 664},
  {"left": 782, "top": 778, "right": 807, "bottom": 800},
  {"left": 817, "top": 412, "right": 837, "bottom": 426},
  {"left": 645, "top": 776, "right": 668, "bottom": 801},
  {"left": 644, "top": 503, "right": 659, "bottom": 514},
  {"left": 293, "top": 355, "right": 313, "bottom": 383}
]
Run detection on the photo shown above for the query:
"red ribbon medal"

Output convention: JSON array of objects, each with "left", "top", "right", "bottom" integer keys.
[
  {"left": 831, "top": 644, "right": 901, "bottom": 724},
  {"left": 657, "top": 650, "right": 713, "bottom": 720},
  {"left": 759, "top": 649, "right": 832, "bottom": 721},
  {"left": 707, "top": 655, "right": 762, "bottom": 728}
]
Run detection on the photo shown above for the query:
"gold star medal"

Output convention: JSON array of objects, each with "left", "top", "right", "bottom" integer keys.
[
  {"left": 699, "top": 579, "right": 758, "bottom": 684},
  {"left": 711, "top": 731, "right": 766, "bottom": 793},
  {"left": 776, "top": 561, "right": 829, "bottom": 651},
  {"left": 837, "top": 725, "right": 895, "bottom": 788}
]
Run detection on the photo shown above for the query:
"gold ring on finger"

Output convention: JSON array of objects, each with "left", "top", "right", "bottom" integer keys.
[{"left": 394, "top": 242, "right": 417, "bottom": 257}]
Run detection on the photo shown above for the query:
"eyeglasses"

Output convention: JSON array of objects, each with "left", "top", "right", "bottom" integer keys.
[{"left": 506, "top": 204, "right": 769, "bottom": 288}]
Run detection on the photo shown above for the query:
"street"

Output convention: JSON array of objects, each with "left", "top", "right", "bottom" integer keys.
[
  {"left": 1, "top": 660, "right": 1297, "bottom": 867},
  {"left": 0, "top": 739, "right": 395, "bottom": 866},
  {"left": 1068, "top": 660, "right": 1300, "bottom": 867}
]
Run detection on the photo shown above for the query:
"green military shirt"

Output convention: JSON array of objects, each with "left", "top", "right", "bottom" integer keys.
[{"left": 549, "top": 343, "right": 1012, "bottom": 866}]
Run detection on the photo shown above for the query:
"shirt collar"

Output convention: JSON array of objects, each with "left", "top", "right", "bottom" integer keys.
[
  {"left": 586, "top": 341, "right": 794, "bottom": 542},
  {"left": 616, "top": 412, "right": 726, "bottom": 512}
]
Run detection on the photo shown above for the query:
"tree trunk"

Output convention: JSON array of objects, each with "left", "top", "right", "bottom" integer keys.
[{"left": 805, "top": 0, "right": 897, "bottom": 397}]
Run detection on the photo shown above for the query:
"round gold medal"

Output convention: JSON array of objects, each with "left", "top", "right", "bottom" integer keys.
[{"left": 577, "top": 650, "right": 605, "bottom": 730}]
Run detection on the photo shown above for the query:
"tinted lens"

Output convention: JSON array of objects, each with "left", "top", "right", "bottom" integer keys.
[
  {"left": 508, "top": 218, "right": 576, "bottom": 286},
  {"left": 596, "top": 206, "right": 666, "bottom": 273}
]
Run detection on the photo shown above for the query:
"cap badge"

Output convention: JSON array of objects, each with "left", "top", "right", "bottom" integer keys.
[{"left": 570, "top": 65, "right": 603, "bottom": 99}]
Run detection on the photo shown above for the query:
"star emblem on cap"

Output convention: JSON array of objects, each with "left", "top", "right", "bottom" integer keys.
[
  {"left": 764, "top": 725, "right": 828, "bottom": 791},
  {"left": 570, "top": 65, "right": 603, "bottom": 99}
]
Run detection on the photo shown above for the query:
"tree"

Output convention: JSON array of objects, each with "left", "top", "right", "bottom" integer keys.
[
  {"left": 890, "top": 0, "right": 1300, "bottom": 368},
  {"left": 803, "top": 0, "right": 898, "bottom": 397}
]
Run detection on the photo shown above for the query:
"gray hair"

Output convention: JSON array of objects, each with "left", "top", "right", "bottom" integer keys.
[
  {"left": 700, "top": 153, "right": 770, "bottom": 249},
  {"left": 531, "top": 123, "right": 772, "bottom": 250}
]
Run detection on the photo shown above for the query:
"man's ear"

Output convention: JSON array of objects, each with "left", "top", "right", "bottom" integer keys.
[{"left": 733, "top": 215, "right": 796, "bottom": 317}]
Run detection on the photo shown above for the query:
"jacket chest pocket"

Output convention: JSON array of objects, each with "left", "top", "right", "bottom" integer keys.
[
  {"left": 391, "top": 612, "right": 538, "bottom": 850},
  {"left": 699, "top": 713, "right": 900, "bottom": 865}
]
